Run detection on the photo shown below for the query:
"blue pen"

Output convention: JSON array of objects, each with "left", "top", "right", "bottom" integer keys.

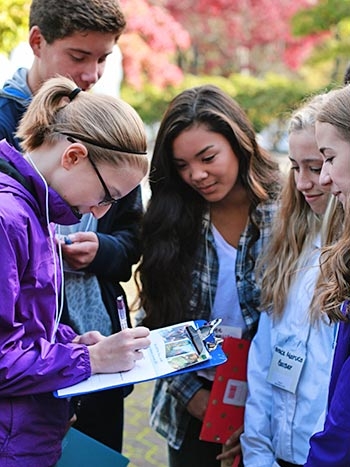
[
  {"left": 64, "top": 235, "right": 73, "bottom": 245},
  {"left": 116, "top": 295, "right": 128, "bottom": 330}
]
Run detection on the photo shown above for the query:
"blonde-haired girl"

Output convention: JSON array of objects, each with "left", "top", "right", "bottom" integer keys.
[{"left": 0, "top": 76, "right": 150, "bottom": 466}]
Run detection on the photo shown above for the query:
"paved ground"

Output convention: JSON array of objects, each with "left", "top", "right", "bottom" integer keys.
[
  {"left": 121, "top": 281, "right": 167, "bottom": 467},
  {"left": 123, "top": 381, "right": 167, "bottom": 467}
]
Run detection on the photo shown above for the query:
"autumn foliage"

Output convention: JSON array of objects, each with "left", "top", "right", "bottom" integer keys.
[
  {"left": 164, "top": 0, "right": 324, "bottom": 74},
  {"left": 0, "top": 0, "right": 346, "bottom": 91},
  {"left": 119, "top": 0, "right": 190, "bottom": 89}
]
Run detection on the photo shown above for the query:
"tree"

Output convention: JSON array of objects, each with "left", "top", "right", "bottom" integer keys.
[
  {"left": 0, "top": 0, "right": 29, "bottom": 55},
  {"left": 163, "top": 0, "right": 323, "bottom": 76},
  {"left": 292, "top": 0, "right": 350, "bottom": 82},
  {"left": 119, "top": 0, "right": 190, "bottom": 89}
]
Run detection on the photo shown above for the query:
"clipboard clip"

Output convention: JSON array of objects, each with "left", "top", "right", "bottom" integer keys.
[{"left": 186, "top": 318, "right": 223, "bottom": 355}]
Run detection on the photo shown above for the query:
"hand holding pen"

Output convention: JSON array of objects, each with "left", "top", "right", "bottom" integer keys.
[
  {"left": 74, "top": 295, "right": 150, "bottom": 373},
  {"left": 87, "top": 326, "right": 151, "bottom": 374},
  {"left": 117, "top": 295, "right": 129, "bottom": 330},
  {"left": 116, "top": 295, "right": 147, "bottom": 364}
]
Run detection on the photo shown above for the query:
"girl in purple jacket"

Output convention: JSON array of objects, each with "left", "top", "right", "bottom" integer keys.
[
  {"left": 0, "top": 75, "right": 150, "bottom": 467},
  {"left": 304, "top": 84, "right": 350, "bottom": 466}
]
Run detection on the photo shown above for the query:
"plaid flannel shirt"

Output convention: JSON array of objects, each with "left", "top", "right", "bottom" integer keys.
[{"left": 150, "top": 198, "right": 278, "bottom": 449}]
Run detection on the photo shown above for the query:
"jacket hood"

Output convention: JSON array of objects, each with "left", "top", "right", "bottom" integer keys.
[
  {"left": 0, "top": 67, "right": 31, "bottom": 104},
  {"left": 0, "top": 140, "right": 80, "bottom": 226}
]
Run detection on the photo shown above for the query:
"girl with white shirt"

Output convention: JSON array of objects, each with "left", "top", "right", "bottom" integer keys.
[
  {"left": 241, "top": 93, "right": 342, "bottom": 467},
  {"left": 137, "top": 84, "right": 281, "bottom": 467}
]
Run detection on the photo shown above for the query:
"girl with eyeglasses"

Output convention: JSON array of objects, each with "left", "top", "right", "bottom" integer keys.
[{"left": 0, "top": 75, "right": 151, "bottom": 467}]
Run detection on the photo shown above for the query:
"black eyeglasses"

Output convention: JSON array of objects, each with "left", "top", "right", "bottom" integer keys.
[
  {"left": 88, "top": 155, "right": 119, "bottom": 206},
  {"left": 65, "top": 135, "right": 118, "bottom": 206}
]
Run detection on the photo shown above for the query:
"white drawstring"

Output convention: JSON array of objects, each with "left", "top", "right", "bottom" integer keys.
[{"left": 26, "top": 153, "right": 64, "bottom": 342}]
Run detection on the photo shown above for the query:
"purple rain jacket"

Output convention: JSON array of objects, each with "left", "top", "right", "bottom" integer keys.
[
  {"left": 305, "top": 319, "right": 350, "bottom": 466},
  {"left": 0, "top": 140, "right": 91, "bottom": 466}
]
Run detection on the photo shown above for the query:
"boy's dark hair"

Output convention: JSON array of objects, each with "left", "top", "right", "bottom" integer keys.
[
  {"left": 344, "top": 62, "right": 350, "bottom": 85},
  {"left": 29, "top": 0, "right": 126, "bottom": 44}
]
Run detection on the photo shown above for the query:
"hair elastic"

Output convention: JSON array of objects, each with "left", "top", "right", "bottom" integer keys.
[{"left": 68, "top": 87, "right": 82, "bottom": 101}]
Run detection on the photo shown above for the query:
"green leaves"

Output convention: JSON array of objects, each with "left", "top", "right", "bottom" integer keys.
[{"left": 0, "top": 0, "right": 29, "bottom": 56}]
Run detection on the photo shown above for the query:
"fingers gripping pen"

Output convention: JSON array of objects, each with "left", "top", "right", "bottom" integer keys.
[{"left": 116, "top": 295, "right": 128, "bottom": 330}]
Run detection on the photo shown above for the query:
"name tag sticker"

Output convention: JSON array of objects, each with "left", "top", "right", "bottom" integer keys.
[
  {"left": 215, "top": 325, "right": 242, "bottom": 340},
  {"left": 266, "top": 335, "right": 306, "bottom": 394},
  {"left": 223, "top": 379, "right": 247, "bottom": 407}
]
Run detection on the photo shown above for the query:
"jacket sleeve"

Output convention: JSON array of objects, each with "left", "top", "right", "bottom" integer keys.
[
  {"left": 55, "top": 322, "right": 78, "bottom": 343},
  {"left": 241, "top": 312, "right": 275, "bottom": 467},
  {"left": 305, "top": 356, "right": 350, "bottom": 466},
  {"left": 86, "top": 185, "right": 142, "bottom": 283},
  {"left": 0, "top": 216, "right": 91, "bottom": 397}
]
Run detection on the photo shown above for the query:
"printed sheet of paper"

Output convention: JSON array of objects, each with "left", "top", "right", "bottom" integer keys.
[{"left": 56, "top": 320, "right": 215, "bottom": 398}]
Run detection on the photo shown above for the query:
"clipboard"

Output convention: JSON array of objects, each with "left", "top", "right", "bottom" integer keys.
[
  {"left": 56, "top": 428, "right": 129, "bottom": 466},
  {"left": 54, "top": 319, "right": 227, "bottom": 398},
  {"left": 200, "top": 337, "right": 250, "bottom": 444}
]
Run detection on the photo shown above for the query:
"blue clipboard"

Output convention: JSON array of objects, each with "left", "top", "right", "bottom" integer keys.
[
  {"left": 54, "top": 319, "right": 227, "bottom": 398},
  {"left": 56, "top": 428, "right": 129, "bottom": 467}
]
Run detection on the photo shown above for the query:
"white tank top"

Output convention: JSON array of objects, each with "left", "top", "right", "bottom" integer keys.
[{"left": 211, "top": 224, "right": 246, "bottom": 331}]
